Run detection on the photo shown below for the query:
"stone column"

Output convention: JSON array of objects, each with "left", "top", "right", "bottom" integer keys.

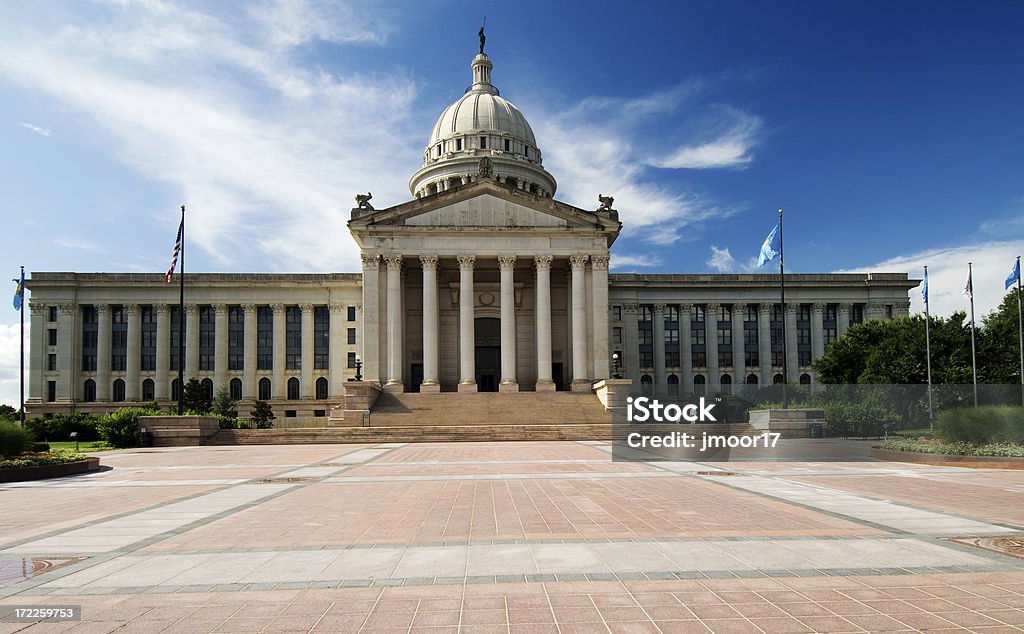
[
  {"left": 758, "top": 304, "right": 772, "bottom": 384},
  {"left": 652, "top": 304, "right": 666, "bottom": 394},
  {"left": 680, "top": 304, "right": 693, "bottom": 391},
  {"left": 383, "top": 255, "right": 404, "bottom": 390},
  {"left": 185, "top": 304, "right": 199, "bottom": 382},
  {"left": 125, "top": 304, "right": 140, "bottom": 401},
  {"left": 155, "top": 304, "right": 170, "bottom": 401},
  {"left": 301, "top": 304, "right": 315, "bottom": 398},
  {"left": 706, "top": 303, "right": 720, "bottom": 394},
  {"left": 28, "top": 303, "right": 45, "bottom": 402},
  {"left": 213, "top": 304, "right": 228, "bottom": 395},
  {"left": 458, "top": 255, "right": 477, "bottom": 392},
  {"left": 57, "top": 304, "right": 75, "bottom": 402},
  {"left": 498, "top": 255, "right": 518, "bottom": 391},
  {"left": 590, "top": 254, "right": 610, "bottom": 381},
  {"left": 360, "top": 254, "right": 381, "bottom": 384},
  {"left": 271, "top": 303, "right": 285, "bottom": 399},
  {"left": 243, "top": 304, "right": 257, "bottom": 399},
  {"left": 731, "top": 304, "right": 746, "bottom": 373},
  {"left": 785, "top": 305, "right": 799, "bottom": 382},
  {"left": 95, "top": 304, "right": 111, "bottom": 402},
  {"left": 534, "top": 255, "right": 555, "bottom": 391},
  {"left": 837, "top": 303, "right": 851, "bottom": 337},
  {"left": 811, "top": 303, "right": 826, "bottom": 361},
  {"left": 866, "top": 303, "right": 885, "bottom": 322},
  {"left": 328, "top": 303, "right": 345, "bottom": 397},
  {"left": 420, "top": 256, "right": 440, "bottom": 392},
  {"left": 569, "top": 254, "right": 590, "bottom": 390},
  {"left": 623, "top": 303, "right": 639, "bottom": 381}
]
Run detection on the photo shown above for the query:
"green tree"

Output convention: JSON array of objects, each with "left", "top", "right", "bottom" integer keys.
[
  {"left": 250, "top": 400, "right": 275, "bottom": 429},
  {"left": 212, "top": 388, "right": 238, "bottom": 419},
  {"left": 0, "top": 404, "right": 17, "bottom": 423},
  {"left": 181, "top": 378, "right": 212, "bottom": 414},
  {"left": 979, "top": 287, "right": 1023, "bottom": 384}
]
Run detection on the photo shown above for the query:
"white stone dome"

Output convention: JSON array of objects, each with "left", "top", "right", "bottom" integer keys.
[{"left": 409, "top": 52, "right": 556, "bottom": 198}]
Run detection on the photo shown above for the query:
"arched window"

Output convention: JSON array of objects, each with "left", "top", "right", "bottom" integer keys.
[
  {"left": 746, "top": 374, "right": 759, "bottom": 385},
  {"left": 258, "top": 377, "right": 271, "bottom": 401},
  {"left": 83, "top": 379, "right": 96, "bottom": 402},
  {"left": 641, "top": 374, "right": 653, "bottom": 396},
  {"left": 694, "top": 374, "right": 705, "bottom": 396},
  {"left": 113, "top": 379, "right": 126, "bottom": 402},
  {"left": 721, "top": 374, "right": 732, "bottom": 395},
  {"left": 201, "top": 378, "right": 214, "bottom": 400},
  {"left": 287, "top": 377, "right": 300, "bottom": 400},
  {"left": 773, "top": 373, "right": 784, "bottom": 385},
  {"left": 315, "top": 377, "right": 328, "bottom": 400},
  {"left": 171, "top": 378, "right": 181, "bottom": 401},
  {"left": 667, "top": 374, "right": 679, "bottom": 396},
  {"left": 142, "top": 378, "right": 155, "bottom": 401},
  {"left": 799, "top": 373, "right": 812, "bottom": 385},
  {"left": 230, "top": 377, "right": 242, "bottom": 401}
]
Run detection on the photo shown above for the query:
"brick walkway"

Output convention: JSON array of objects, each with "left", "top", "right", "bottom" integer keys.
[{"left": 2, "top": 441, "right": 1024, "bottom": 632}]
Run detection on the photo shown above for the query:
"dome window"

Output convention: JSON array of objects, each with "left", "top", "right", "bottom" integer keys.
[
  {"left": 455, "top": 139, "right": 462, "bottom": 151},
  {"left": 479, "top": 136, "right": 487, "bottom": 149},
  {"left": 504, "top": 139, "right": 511, "bottom": 152}
]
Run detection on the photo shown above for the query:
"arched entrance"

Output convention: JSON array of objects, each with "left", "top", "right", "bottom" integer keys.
[{"left": 475, "top": 317, "right": 500, "bottom": 392}]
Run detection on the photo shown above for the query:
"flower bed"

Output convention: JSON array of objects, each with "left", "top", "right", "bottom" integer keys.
[
  {"left": 0, "top": 452, "right": 101, "bottom": 482},
  {"left": 874, "top": 439, "right": 1024, "bottom": 469}
]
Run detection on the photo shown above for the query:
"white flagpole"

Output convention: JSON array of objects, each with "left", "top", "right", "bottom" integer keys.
[
  {"left": 1016, "top": 256, "right": 1023, "bottom": 407},
  {"left": 968, "top": 262, "right": 978, "bottom": 407},
  {"left": 924, "top": 266, "right": 933, "bottom": 428}
]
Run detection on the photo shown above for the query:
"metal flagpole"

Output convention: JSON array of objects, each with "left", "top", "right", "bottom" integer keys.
[
  {"left": 19, "top": 265, "right": 25, "bottom": 426},
  {"left": 178, "top": 204, "right": 185, "bottom": 416},
  {"left": 968, "top": 262, "right": 978, "bottom": 407},
  {"left": 924, "top": 266, "right": 933, "bottom": 429},
  {"left": 1016, "top": 255, "right": 1023, "bottom": 407},
  {"left": 778, "top": 208, "right": 788, "bottom": 408}
]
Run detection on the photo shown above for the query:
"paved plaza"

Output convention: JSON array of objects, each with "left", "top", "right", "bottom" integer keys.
[{"left": 2, "top": 440, "right": 1024, "bottom": 632}]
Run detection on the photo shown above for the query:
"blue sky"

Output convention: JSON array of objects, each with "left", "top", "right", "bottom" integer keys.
[{"left": 1, "top": 1, "right": 1023, "bottom": 405}]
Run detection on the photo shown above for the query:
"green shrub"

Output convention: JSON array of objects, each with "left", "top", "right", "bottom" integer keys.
[
  {"left": 97, "top": 407, "right": 160, "bottom": 448},
  {"left": 24, "top": 413, "right": 101, "bottom": 442},
  {"left": 218, "top": 416, "right": 239, "bottom": 430},
  {"left": 250, "top": 401, "right": 275, "bottom": 429},
  {"left": 935, "top": 406, "right": 1024, "bottom": 446},
  {"left": 0, "top": 421, "right": 30, "bottom": 458},
  {"left": 29, "top": 442, "right": 51, "bottom": 452}
]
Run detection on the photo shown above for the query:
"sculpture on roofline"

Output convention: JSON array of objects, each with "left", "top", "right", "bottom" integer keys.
[
  {"left": 355, "top": 192, "right": 374, "bottom": 211},
  {"left": 478, "top": 157, "right": 493, "bottom": 178},
  {"left": 598, "top": 194, "right": 615, "bottom": 211},
  {"left": 478, "top": 25, "right": 486, "bottom": 54}
]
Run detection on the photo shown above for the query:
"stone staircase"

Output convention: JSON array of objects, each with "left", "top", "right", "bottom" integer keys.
[{"left": 211, "top": 391, "right": 614, "bottom": 444}]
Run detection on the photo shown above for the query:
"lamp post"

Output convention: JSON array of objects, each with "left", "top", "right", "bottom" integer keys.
[
  {"left": 354, "top": 355, "right": 363, "bottom": 382},
  {"left": 612, "top": 352, "right": 622, "bottom": 379}
]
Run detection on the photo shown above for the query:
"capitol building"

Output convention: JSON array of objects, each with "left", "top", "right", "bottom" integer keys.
[{"left": 24, "top": 46, "right": 915, "bottom": 419}]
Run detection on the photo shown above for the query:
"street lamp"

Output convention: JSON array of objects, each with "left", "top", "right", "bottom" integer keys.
[
  {"left": 354, "top": 355, "right": 363, "bottom": 382},
  {"left": 612, "top": 352, "right": 622, "bottom": 379}
]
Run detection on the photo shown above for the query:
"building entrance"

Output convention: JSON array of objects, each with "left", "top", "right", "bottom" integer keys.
[{"left": 475, "top": 317, "right": 500, "bottom": 392}]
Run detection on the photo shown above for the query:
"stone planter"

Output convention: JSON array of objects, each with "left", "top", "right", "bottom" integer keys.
[
  {"left": 748, "top": 408, "right": 827, "bottom": 439},
  {"left": 138, "top": 416, "right": 220, "bottom": 446},
  {"left": 872, "top": 447, "right": 1024, "bottom": 470},
  {"left": 0, "top": 457, "right": 101, "bottom": 482}
]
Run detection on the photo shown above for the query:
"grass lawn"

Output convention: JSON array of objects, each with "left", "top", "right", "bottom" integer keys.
[
  {"left": 891, "top": 428, "right": 934, "bottom": 438},
  {"left": 45, "top": 441, "right": 114, "bottom": 452}
]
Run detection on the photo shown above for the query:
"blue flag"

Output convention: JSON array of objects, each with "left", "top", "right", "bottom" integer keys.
[
  {"left": 12, "top": 269, "right": 24, "bottom": 311},
  {"left": 1006, "top": 258, "right": 1021, "bottom": 290},
  {"left": 921, "top": 268, "right": 928, "bottom": 305},
  {"left": 757, "top": 225, "right": 779, "bottom": 267}
]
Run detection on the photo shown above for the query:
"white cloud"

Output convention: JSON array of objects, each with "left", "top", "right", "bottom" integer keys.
[
  {"left": 52, "top": 237, "right": 106, "bottom": 253},
  {"left": 610, "top": 253, "right": 663, "bottom": 271},
  {"left": 706, "top": 245, "right": 737, "bottom": 272},
  {"left": 837, "top": 239, "right": 1024, "bottom": 318},
  {"left": 649, "top": 108, "right": 761, "bottom": 170},
  {"left": 0, "top": 322, "right": 27, "bottom": 408},
  {"left": 19, "top": 122, "right": 51, "bottom": 136},
  {"left": 0, "top": 1, "right": 418, "bottom": 274}
]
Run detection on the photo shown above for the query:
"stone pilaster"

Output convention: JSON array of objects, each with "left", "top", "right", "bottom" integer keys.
[
  {"left": 271, "top": 303, "right": 285, "bottom": 399},
  {"left": 328, "top": 303, "right": 345, "bottom": 397},
  {"left": 57, "top": 304, "right": 75, "bottom": 402},
  {"left": 498, "top": 255, "right": 518, "bottom": 391},
  {"left": 125, "top": 304, "right": 140, "bottom": 401},
  {"left": 590, "top": 254, "right": 610, "bottom": 381},
  {"left": 731, "top": 303, "right": 746, "bottom": 371},
  {"left": 155, "top": 304, "right": 170, "bottom": 401},
  {"left": 569, "top": 254, "right": 590, "bottom": 391},
  {"left": 28, "top": 303, "right": 45, "bottom": 403},
  {"left": 811, "top": 302, "right": 826, "bottom": 362},
  {"left": 837, "top": 302, "right": 852, "bottom": 337},
  {"left": 622, "top": 303, "right": 639, "bottom": 382},
  {"left": 652, "top": 304, "right": 666, "bottom": 395},
  {"left": 300, "top": 303, "right": 315, "bottom": 398},
  {"left": 242, "top": 304, "right": 257, "bottom": 400},
  {"left": 758, "top": 304, "right": 772, "bottom": 385},
  {"left": 384, "top": 254, "right": 404, "bottom": 391},
  {"left": 360, "top": 254, "right": 380, "bottom": 384},
  {"left": 679, "top": 304, "right": 693, "bottom": 392},
  {"left": 534, "top": 255, "right": 554, "bottom": 391},
  {"left": 213, "top": 304, "right": 228, "bottom": 395},
  {"left": 96, "top": 304, "right": 111, "bottom": 402},
  {"left": 185, "top": 304, "right": 199, "bottom": 383},
  {"left": 458, "top": 255, "right": 477, "bottom": 392},
  {"left": 785, "top": 305, "right": 799, "bottom": 382},
  {"left": 419, "top": 256, "right": 440, "bottom": 392}
]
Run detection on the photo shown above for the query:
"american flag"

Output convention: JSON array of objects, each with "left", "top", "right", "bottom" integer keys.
[{"left": 165, "top": 218, "right": 183, "bottom": 283}]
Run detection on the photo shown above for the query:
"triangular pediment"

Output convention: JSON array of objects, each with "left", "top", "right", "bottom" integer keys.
[{"left": 349, "top": 179, "right": 618, "bottom": 232}]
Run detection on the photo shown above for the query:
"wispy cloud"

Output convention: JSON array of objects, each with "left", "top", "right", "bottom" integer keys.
[
  {"left": 52, "top": 236, "right": 106, "bottom": 253},
  {"left": 649, "top": 108, "right": 761, "bottom": 170},
  {"left": 610, "top": 253, "right": 663, "bottom": 271},
  {"left": 836, "top": 239, "right": 1024, "bottom": 318},
  {"left": 0, "top": 1, "right": 417, "bottom": 273},
  {"left": 706, "top": 245, "right": 737, "bottom": 272},
  {"left": 19, "top": 122, "right": 51, "bottom": 137}
]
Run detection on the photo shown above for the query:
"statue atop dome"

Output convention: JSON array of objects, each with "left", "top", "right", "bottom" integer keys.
[{"left": 478, "top": 23, "right": 486, "bottom": 54}]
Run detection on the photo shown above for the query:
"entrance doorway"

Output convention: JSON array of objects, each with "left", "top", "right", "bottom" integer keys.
[
  {"left": 409, "top": 364, "right": 423, "bottom": 393},
  {"left": 475, "top": 317, "right": 500, "bottom": 392}
]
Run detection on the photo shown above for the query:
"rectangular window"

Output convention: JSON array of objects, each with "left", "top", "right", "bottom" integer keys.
[
  {"left": 314, "top": 306, "right": 329, "bottom": 370},
  {"left": 851, "top": 304, "right": 864, "bottom": 324},
  {"left": 770, "top": 304, "right": 784, "bottom": 367},
  {"left": 286, "top": 306, "right": 301, "bottom": 370},
  {"left": 228, "top": 306, "right": 244, "bottom": 371},
  {"left": 81, "top": 306, "right": 97, "bottom": 372},
  {"left": 797, "top": 303, "right": 811, "bottom": 367},
  {"left": 665, "top": 306, "right": 680, "bottom": 368},
  {"left": 47, "top": 353, "right": 56, "bottom": 371},
  {"left": 691, "top": 305, "right": 706, "bottom": 368},
  {"left": 48, "top": 328, "right": 57, "bottom": 346},
  {"left": 49, "top": 306, "right": 57, "bottom": 322},
  {"left": 348, "top": 352, "right": 357, "bottom": 369},
  {"left": 612, "top": 327, "right": 622, "bottom": 345},
  {"left": 612, "top": 305, "right": 622, "bottom": 321},
  {"left": 199, "top": 305, "right": 215, "bottom": 371},
  {"left": 347, "top": 327, "right": 357, "bottom": 345},
  {"left": 141, "top": 306, "right": 156, "bottom": 371},
  {"left": 479, "top": 136, "right": 487, "bottom": 149},
  {"left": 47, "top": 381, "right": 56, "bottom": 402},
  {"left": 111, "top": 305, "right": 127, "bottom": 372},
  {"left": 638, "top": 306, "right": 653, "bottom": 368},
  {"left": 347, "top": 306, "right": 356, "bottom": 321},
  {"left": 455, "top": 138, "right": 462, "bottom": 151},
  {"left": 504, "top": 138, "right": 510, "bottom": 152},
  {"left": 257, "top": 306, "right": 273, "bottom": 370}
]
